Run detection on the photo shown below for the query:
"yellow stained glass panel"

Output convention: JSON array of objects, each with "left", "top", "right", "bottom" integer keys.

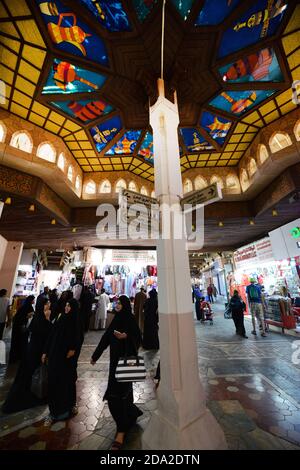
[
  {"left": 74, "top": 130, "right": 88, "bottom": 141},
  {"left": 59, "top": 129, "right": 70, "bottom": 137},
  {"left": 64, "top": 121, "right": 81, "bottom": 132},
  {"left": 196, "top": 161, "right": 206, "bottom": 167},
  {"left": 67, "top": 142, "right": 81, "bottom": 150},
  {"left": 122, "top": 157, "right": 132, "bottom": 164},
  {"left": 276, "top": 89, "right": 293, "bottom": 106},
  {"left": 23, "top": 45, "right": 46, "bottom": 69},
  {"left": 92, "top": 165, "right": 102, "bottom": 171},
  {"left": 84, "top": 150, "right": 96, "bottom": 157},
  {"left": 188, "top": 155, "right": 198, "bottom": 161},
  {"left": 0, "top": 64, "right": 14, "bottom": 84},
  {"left": 288, "top": 49, "right": 300, "bottom": 70},
  {"left": 225, "top": 144, "right": 237, "bottom": 152},
  {"left": 123, "top": 164, "right": 130, "bottom": 170},
  {"left": 217, "top": 161, "right": 228, "bottom": 166},
  {"left": 82, "top": 166, "right": 92, "bottom": 171},
  {"left": 73, "top": 150, "right": 85, "bottom": 158},
  {"left": 260, "top": 101, "right": 276, "bottom": 116},
  {"left": 110, "top": 158, "right": 122, "bottom": 164},
  {"left": 133, "top": 168, "right": 143, "bottom": 175},
  {"left": 0, "top": 2, "right": 8, "bottom": 18},
  {"left": 5, "top": 0, "right": 31, "bottom": 16},
  {"left": 1, "top": 48, "right": 18, "bottom": 69},
  {"left": 45, "top": 121, "right": 61, "bottom": 133},
  {"left": 102, "top": 165, "right": 113, "bottom": 171},
  {"left": 220, "top": 153, "right": 232, "bottom": 159},
  {"left": 29, "top": 112, "right": 46, "bottom": 127},
  {"left": 229, "top": 135, "right": 242, "bottom": 143},
  {"left": 0, "top": 22, "right": 20, "bottom": 38},
  {"left": 113, "top": 165, "right": 123, "bottom": 170},
  {"left": 132, "top": 158, "right": 143, "bottom": 167},
  {"left": 18, "top": 60, "right": 40, "bottom": 83},
  {"left": 15, "top": 76, "right": 35, "bottom": 97},
  {"left": 292, "top": 66, "right": 300, "bottom": 80},
  {"left": 48, "top": 111, "right": 65, "bottom": 126},
  {"left": 16, "top": 20, "right": 45, "bottom": 48},
  {"left": 209, "top": 154, "right": 220, "bottom": 160},
  {"left": 88, "top": 158, "right": 99, "bottom": 165},
  {"left": 198, "top": 154, "right": 209, "bottom": 160},
  {"left": 206, "top": 161, "right": 216, "bottom": 167},
  {"left": 77, "top": 159, "right": 89, "bottom": 165},
  {"left": 228, "top": 160, "right": 238, "bottom": 166},
  {"left": 264, "top": 110, "right": 280, "bottom": 124},
  {"left": 242, "top": 112, "right": 260, "bottom": 124},
  {"left": 148, "top": 167, "right": 154, "bottom": 174},
  {"left": 280, "top": 102, "right": 297, "bottom": 115},
  {"left": 180, "top": 156, "right": 187, "bottom": 164},
  {"left": 12, "top": 90, "right": 32, "bottom": 108},
  {"left": 10, "top": 102, "right": 28, "bottom": 119},
  {"left": 31, "top": 101, "right": 49, "bottom": 117},
  {"left": 282, "top": 32, "right": 300, "bottom": 55},
  {"left": 79, "top": 141, "right": 92, "bottom": 150},
  {"left": 0, "top": 36, "right": 20, "bottom": 53},
  {"left": 234, "top": 123, "right": 248, "bottom": 133}
]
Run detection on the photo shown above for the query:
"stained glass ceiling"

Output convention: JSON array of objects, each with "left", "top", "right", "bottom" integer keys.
[{"left": 0, "top": 0, "right": 299, "bottom": 181}]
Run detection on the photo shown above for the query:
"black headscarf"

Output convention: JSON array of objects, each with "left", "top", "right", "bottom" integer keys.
[{"left": 13, "top": 295, "right": 35, "bottom": 327}]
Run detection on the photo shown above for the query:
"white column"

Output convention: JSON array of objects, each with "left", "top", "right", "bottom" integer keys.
[
  {"left": 0, "top": 240, "right": 23, "bottom": 299},
  {"left": 142, "top": 80, "right": 227, "bottom": 450}
]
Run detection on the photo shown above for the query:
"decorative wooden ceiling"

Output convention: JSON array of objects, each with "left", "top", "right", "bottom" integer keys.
[{"left": 0, "top": 0, "right": 299, "bottom": 181}]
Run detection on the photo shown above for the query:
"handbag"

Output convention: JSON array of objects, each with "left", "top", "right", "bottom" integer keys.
[
  {"left": 224, "top": 305, "right": 232, "bottom": 319},
  {"left": 115, "top": 355, "right": 146, "bottom": 382},
  {"left": 31, "top": 364, "right": 48, "bottom": 399}
]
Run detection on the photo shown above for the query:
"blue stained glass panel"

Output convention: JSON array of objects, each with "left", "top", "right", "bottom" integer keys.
[
  {"left": 106, "top": 130, "right": 142, "bottom": 154},
  {"left": 180, "top": 128, "right": 214, "bottom": 152},
  {"left": 195, "top": 0, "right": 241, "bottom": 26},
  {"left": 42, "top": 59, "right": 107, "bottom": 95},
  {"left": 51, "top": 99, "right": 113, "bottom": 123},
  {"left": 138, "top": 132, "right": 153, "bottom": 163},
  {"left": 219, "top": 48, "right": 283, "bottom": 83},
  {"left": 133, "top": 0, "right": 158, "bottom": 22},
  {"left": 36, "top": 0, "right": 108, "bottom": 66},
  {"left": 200, "top": 112, "right": 232, "bottom": 146},
  {"left": 79, "top": 0, "right": 132, "bottom": 32},
  {"left": 218, "top": 0, "right": 288, "bottom": 58},
  {"left": 171, "top": 0, "right": 194, "bottom": 20},
  {"left": 209, "top": 89, "right": 277, "bottom": 116},
  {"left": 90, "top": 116, "right": 122, "bottom": 152}
]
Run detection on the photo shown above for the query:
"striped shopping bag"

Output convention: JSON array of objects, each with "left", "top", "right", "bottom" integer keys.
[{"left": 115, "top": 356, "right": 146, "bottom": 382}]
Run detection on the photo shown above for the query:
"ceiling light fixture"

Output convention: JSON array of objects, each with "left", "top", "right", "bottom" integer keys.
[
  {"left": 4, "top": 197, "right": 11, "bottom": 205},
  {"left": 29, "top": 204, "right": 35, "bottom": 212},
  {"left": 218, "top": 221, "right": 224, "bottom": 227},
  {"left": 72, "top": 228, "right": 77, "bottom": 233},
  {"left": 272, "top": 209, "right": 278, "bottom": 216},
  {"left": 51, "top": 219, "right": 56, "bottom": 225},
  {"left": 249, "top": 220, "right": 255, "bottom": 225}
]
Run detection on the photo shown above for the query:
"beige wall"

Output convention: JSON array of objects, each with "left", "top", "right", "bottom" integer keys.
[
  {"left": 0, "top": 241, "right": 23, "bottom": 298},
  {"left": 0, "top": 234, "right": 8, "bottom": 270}
]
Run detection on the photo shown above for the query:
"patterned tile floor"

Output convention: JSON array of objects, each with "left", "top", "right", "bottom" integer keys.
[{"left": 0, "top": 300, "right": 300, "bottom": 450}]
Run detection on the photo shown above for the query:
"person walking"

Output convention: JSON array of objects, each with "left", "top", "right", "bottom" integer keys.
[
  {"left": 0, "top": 289, "right": 10, "bottom": 340},
  {"left": 9, "top": 296, "right": 35, "bottom": 364},
  {"left": 246, "top": 278, "right": 267, "bottom": 337},
  {"left": 96, "top": 288, "right": 110, "bottom": 330},
  {"left": 207, "top": 284, "right": 214, "bottom": 303},
  {"left": 35, "top": 287, "right": 49, "bottom": 315},
  {"left": 2, "top": 298, "right": 53, "bottom": 413},
  {"left": 212, "top": 284, "right": 218, "bottom": 302},
  {"left": 80, "top": 286, "right": 95, "bottom": 333},
  {"left": 142, "top": 289, "right": 159, "bottom": 350},
  {"left": 229, "top": 290, "right": 248, "bottom": 338},
  {"left": 90, "top": 295, "right": 143, "bottom": 451},
  {"left": 134, "top": 287, "right": 147, "bottom": 333},
  {"left": 42, "top": 299, "right": 81, "bottom": 424},
  {"left": 194, "top": 286, "right": 202, "bottom": 321}
]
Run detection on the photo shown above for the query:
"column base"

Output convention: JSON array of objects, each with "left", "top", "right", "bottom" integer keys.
[{"left": 142, "top": 407, "right": 227, "bottom": 450}]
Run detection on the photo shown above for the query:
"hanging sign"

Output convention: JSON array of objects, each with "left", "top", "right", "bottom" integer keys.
[{"left": 180, "top": 183, "right": 222, "bottom": 214}]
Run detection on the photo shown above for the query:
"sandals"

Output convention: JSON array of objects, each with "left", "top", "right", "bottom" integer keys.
[{"left": 110, "top": 440, "right": 123, "bottom": 451}]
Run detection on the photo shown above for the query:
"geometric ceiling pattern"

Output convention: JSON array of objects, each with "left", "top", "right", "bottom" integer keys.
[{"left": 0, "top": 0, "right": 299, "bottom": 183}]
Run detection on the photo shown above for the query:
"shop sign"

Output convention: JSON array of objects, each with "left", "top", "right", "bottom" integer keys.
[
  {"left": 234, "top": 237, "right": 274, "bottom": 270},
  {"left": 269, "top": 218, "right": 300, "bottom": 261},
  {"left": 180, "top": 183, "right": 222, "bottom": 213},
  {"left": 111, "top": 250, "right": 156, "bottom": 264},
  {"left": 118, "top": 188, "right": 159, "bottom": 230}
]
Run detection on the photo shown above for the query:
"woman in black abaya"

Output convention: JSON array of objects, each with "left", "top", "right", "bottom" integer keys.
[
  {"left": 91, "top": 295, "right": 142, "bottom": 450},
  {"left": 43, "top": 299, "right": 81, "bottom": 423},
  {"left": 142, "top": 289, "right": 159, "bottom": 350},
  {"left": 8, "top": 295, "right": 35, "bottom": 364},
  {"left": 2, "top": 298, "right": 53, "bottom": 413}
]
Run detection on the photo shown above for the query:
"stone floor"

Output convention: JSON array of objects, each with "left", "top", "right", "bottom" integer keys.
[{"left": 0, "top": 300, "right": 300, "bottom": 450}]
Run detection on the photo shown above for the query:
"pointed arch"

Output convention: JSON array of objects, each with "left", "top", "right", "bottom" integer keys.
[
  {"left": 0, "top": 122, "right": 6, "bottom": 143},
  {"left": 37, "top": 142, "right": 56, "bottom": 163},
  {"left": 194, "top": 176, "right": 207, "bottom": 191},
  {"left": 240, "top": 169, "right": 249, "bottom": 191},
  {"left": 10, "top": 131, "right": 33, "bottom": 153},
  {"left": 85, "top": 180, "right": 96, "bottom": 194},
  {"left": 75, "top": 175, "right": 81, "bottom": 191},
  {"left": 57, "top": 152, "right": 65, "bottom": 171},
  {"left": 140, "top": 186, "right": 148, "bottom": 196},
  {"left": 226, "top": 174, "right": 239, "bottom": 189},
  {"left": 183, "top": 178, "right": 193, "bottom": 194},
  {"left": 100, "top": 180, "right": 111, "bottom": 193},
  {"left": 257, "top": 144, "right": 269, "bottom": 165},
  {"left": 294, "top": 121, "right": 300, "bottom": 142},
  {"left": 210, "top": 175, "right": 224, "bottom": 189},
  {"left": 115, "top": 179, "right": 127, "bottom": 193},
  {"left": 248, "top": 158, "right": 257, "bottom": 177},
  {"left": 129, "top": 181, "right": 137, "bottom": 192},
  {"left": 67, "top": 165, "right": 73, "bottom": 182},
  {"left": 269, "top": 132, "right": 292, "bottom": 153},
  {"left": 151, "top": 190, "right": 156, "bottom": 198}
]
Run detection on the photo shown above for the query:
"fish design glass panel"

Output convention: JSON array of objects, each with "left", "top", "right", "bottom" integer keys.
[
  {"left": 180, "top": 128, "right": 214, "bottom": 152},
  {"left": 79, "top": 0, "right": 132, "bottom": 32},
  {"left": 138, "top": 131, "right": 154, "bottom": 163},
  {"left": 106, "top": 130, "right": 142, "bottom": 154},
  {"left": 43, "top": 59, "right": 107, "bottom": 94},
  {"left": 133, "top": 0, "right": 158, "bottom": 22},
  {"left": 209, "top": 89, "right": 277, "bottom": 116},
  {"left": 51, "top": 99, "right": 113, "bottom": 123},
  {"left": 90, "top": 116, "right": 122, "bottom": 152},
  {"left": 195, "top": 0, "right": 241, "bottom": 26},
  {"left": 219, "top": 48, "right": 283, "bottom": 83},
  {"left": 36, "top": 0, "right": 108, "bottom": 65},
  {"left": 218, "top": 0, "right": 288, "bottom": 58},
  {"left": 200, "top": 112, "right": 232, "bottom": 146},
  {"left": 171, "top": 0, "right": 194, "bottom": 20}
]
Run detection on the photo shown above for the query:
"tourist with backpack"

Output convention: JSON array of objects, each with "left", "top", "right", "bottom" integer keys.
[
  {"left": 246, "top": 278, "right": 267, "bottom": 337},
  {"left": 229, "top": 290, "right": 248, "bottom": 338}
]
